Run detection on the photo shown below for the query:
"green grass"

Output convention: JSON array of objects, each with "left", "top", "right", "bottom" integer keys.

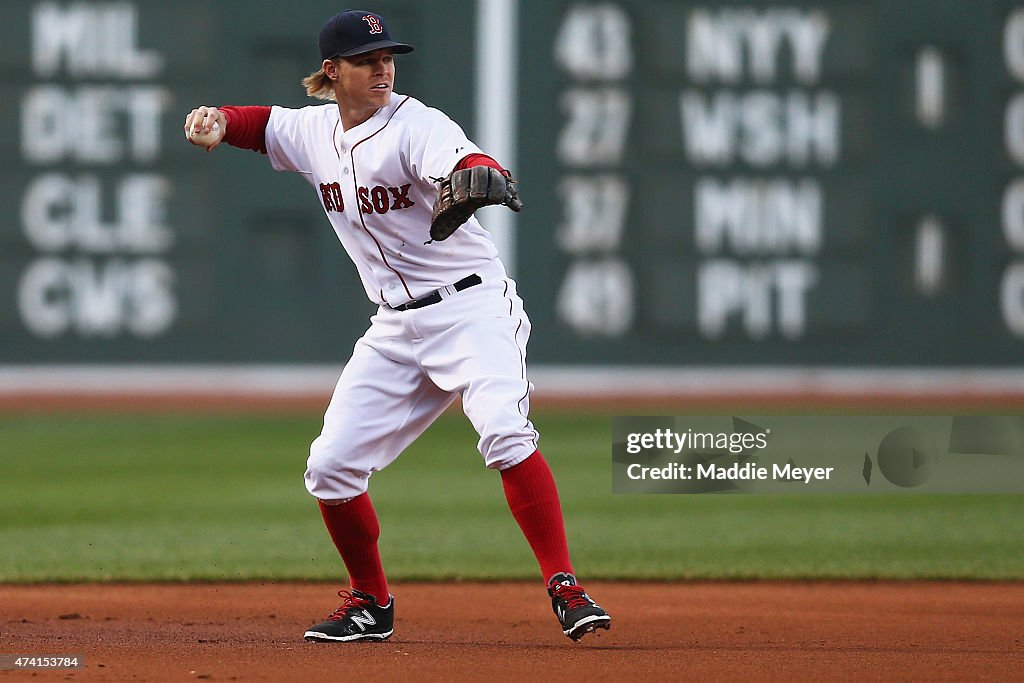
[{"left": 1, "top": 412, "right": 1022, "bottom": 581}]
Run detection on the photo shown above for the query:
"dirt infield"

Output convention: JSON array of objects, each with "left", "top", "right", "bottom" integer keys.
[{"left": 2, "top": 582, "right": 1022, "bottom": 681}]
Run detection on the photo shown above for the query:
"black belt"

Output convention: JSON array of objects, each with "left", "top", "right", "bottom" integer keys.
[{"left": 392, "top": 274, "right": 482, "bottom": 311}]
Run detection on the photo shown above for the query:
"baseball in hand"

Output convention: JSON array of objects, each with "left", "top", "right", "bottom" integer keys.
[{"left": 188, "top": 121, "right": 222, "bottom": 148}]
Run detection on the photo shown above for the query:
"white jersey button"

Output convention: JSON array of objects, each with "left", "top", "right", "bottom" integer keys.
[{"left": 343, "top": 167, "right": 350, "bottom": 175}]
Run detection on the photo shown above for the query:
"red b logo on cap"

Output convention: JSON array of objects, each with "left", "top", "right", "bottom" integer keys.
[{"left": 362, "top": 15, "right": 383, "bottom": 34}]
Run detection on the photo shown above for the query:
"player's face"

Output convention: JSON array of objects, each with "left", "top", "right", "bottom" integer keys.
[{"left": 335, "top": 49, "right": 395, "bottom": 112}]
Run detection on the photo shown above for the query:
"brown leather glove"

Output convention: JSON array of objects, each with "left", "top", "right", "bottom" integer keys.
[{"left": 429, "top": 166, "right": 523, "bottom": 241}]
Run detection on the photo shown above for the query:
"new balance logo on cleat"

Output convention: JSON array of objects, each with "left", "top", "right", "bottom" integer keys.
[
  {"left": 349, "top": 610, "right": 376, "bottom": 631},
  {"left": 547, "top": 572, "right": 611, "bottom": 642},
  {"left": 304, "top": 589, "right": 394, "bottom": 642}
]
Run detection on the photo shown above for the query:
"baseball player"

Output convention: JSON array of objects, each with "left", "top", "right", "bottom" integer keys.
[{"left": 184, "top": 9, "right": 610, "bottom": 643}]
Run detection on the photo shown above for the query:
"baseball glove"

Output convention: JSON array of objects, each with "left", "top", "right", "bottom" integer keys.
[{"left": 430, "top": 166, "right": 523, "bottom": 241}]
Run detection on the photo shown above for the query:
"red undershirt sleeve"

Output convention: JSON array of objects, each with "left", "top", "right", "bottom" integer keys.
[
  {"left": 220, "top": 105, "right": 271, "bottom": 154},
  {"left": 453, "top": 153, "right": 506, "bottom": 173}
]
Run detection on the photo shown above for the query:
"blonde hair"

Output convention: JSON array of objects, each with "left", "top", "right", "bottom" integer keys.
[{"left": 303, "top": 60, "right": 339, "bottom": 101}]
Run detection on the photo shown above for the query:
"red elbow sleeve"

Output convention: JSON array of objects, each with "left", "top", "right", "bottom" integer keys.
[{"left": 220, "top": 105, "right": 271, "bottom": 154}]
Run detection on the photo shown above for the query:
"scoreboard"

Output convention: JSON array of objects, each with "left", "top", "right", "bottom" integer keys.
[
  {"left": 2, "top": 0, "right": 1023, "bottom": 368},
  {"left": 0, "top": 0, "right": 469, "bottom": 362},
  {"left": 518, "top": 0, "right": 1024, "bottom": 366}
]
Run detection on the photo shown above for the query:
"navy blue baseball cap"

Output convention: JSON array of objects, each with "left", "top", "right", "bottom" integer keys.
[{"left": 319, "top": 9, "right": 414, "bottom": 60}]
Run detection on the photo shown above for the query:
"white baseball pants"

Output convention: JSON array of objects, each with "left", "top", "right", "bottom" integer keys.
[{"left": 305, "top": 272, "right": 538, "bottom": 502}]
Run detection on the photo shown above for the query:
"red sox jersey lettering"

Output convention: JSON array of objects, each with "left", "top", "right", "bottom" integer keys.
[
  {"left": 320, "top": 182, "right": 344, "bottom": 212},
  {"left": 322, "top": 182, "right": 414, "bottom": 214},
  {"left": 357, "top": 183, "right": 415, "bottom": 214}
]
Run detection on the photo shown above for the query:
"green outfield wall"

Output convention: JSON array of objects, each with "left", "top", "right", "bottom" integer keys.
[{"left": 2, "top": 0, "right": 1023, "bottom": 367}]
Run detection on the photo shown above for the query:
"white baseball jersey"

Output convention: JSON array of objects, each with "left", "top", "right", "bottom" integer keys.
[{"left": 264, "top": 92, "right": 499, "bottom": 307}]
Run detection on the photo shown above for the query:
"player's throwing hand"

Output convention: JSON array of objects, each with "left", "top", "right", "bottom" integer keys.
[{"left": 183, "top": 106, "right": 227, "bottom": 151}]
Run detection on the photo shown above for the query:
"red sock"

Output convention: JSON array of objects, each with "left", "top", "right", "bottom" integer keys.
[
  {"left": 500, "top": 450, "right": 574, "bottom": 582},
  {"left": 318, "top": 493, "right": 390, "bottom": 605}
]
